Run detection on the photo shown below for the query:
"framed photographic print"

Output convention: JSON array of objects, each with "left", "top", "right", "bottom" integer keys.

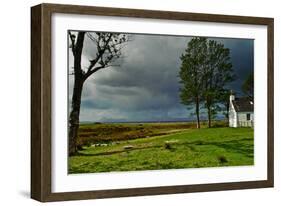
[{"left": 31, "top": 3, "right": 274, "bottom": 202}]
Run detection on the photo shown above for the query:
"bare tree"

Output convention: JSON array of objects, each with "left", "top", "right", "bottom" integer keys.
[{"left": 68, "top": 31, "right": 129, "bottom": 155}]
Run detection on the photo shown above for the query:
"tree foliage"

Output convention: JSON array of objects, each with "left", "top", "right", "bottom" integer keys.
[
  {"left": 203, "top": 40, "right": 234, "bottom": 127},
  {"left": 242, "top": 72, "right": 254, "bottom": 99},
  {"left": 179, "top": 37, "right": 207, "bottom": 128},
  {"left": 179, "top": 37, "right": 234, "bottom": 128}
]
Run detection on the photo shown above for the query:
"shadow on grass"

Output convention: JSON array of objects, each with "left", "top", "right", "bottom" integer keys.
[
  {"left": 184, "top": 137, "right": 253, "bottom": 158},
  {"left": 211, "top": 140, "right": 254, "bottom": 158},
  {"left": 75, "top": 145, "right": 163, "bottom": 157},
  {"left": 73, "top": 137, "right": 253, "bottom": 158}
]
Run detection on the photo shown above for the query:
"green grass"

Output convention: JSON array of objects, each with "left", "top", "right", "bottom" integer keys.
[{"left": 69, "top": 124, "right": 253, "bottom": 174}]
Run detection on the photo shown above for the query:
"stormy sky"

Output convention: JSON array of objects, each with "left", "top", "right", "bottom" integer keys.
[{"left": 68, "top": 32, "right": 253, "bottom": 122}]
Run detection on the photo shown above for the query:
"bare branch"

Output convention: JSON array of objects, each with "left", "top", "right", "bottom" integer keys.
[
  {"left": 84, "top": 65, "right": 105, "bottom": 79},
  {"left": 82, "top": 32, "right": 130, "bottom": 80},
  {"left": 86, "top": 33, "right": 99, "bottom": 44},
  {"left": 85, "top": 34, "right": 113, "bottom": 75}
]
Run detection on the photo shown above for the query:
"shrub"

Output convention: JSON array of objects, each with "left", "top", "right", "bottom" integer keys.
[
  {"left": 77, "top": 145, "right": 83, "bottom": 151},
  {"left": 195, "top": 140, "right": 203, "bottom": 145},
  {"left": 164, "top": 142, "right": 172, "bottom": 150},
  {"left": 188, "top": 145, "right": 196, "bottom": 151},
  {"left": 85, "top": 141, "right": 92, "bottom": 147},
  {"left": 217, "top": 155, "right": 228, "bottom": 164}
]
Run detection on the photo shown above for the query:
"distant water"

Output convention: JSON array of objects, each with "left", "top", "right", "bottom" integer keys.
[{"left": 80, "top": 118, "right": 225, "bottom": 124}]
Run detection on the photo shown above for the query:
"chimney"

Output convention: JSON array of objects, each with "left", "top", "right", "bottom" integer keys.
[{"left": 230, "top": 90, "right": 235, "bottom": 101}]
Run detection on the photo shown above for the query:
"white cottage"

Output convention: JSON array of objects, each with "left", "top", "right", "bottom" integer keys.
[{"left": 229, "top": 94, "right": 254, "bottom": 128}]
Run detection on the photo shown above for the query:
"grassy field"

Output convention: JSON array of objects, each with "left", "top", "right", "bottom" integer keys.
[{"left": 69, "top": 122, "right": 254, "bottom": 174}]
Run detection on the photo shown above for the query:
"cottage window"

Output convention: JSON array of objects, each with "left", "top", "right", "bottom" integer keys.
[{"left": 246, "top": 113, "right": 251, "bottom": 121}]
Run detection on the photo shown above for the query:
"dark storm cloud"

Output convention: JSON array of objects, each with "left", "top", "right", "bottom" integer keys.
[
  {"left": 69, "top": 33, "right": 253, "bottom": 122},
  {"left": 213, "top": 38, "right": 254, "bottom": 94}
]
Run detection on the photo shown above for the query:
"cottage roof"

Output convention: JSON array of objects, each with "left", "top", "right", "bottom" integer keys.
[{"left": 232, "top": 97, "right": 254, "bottom": 112}]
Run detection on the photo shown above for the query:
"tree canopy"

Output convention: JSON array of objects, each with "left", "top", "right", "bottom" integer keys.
[
  {"left": 179, "top": 37, "right": 234, "bottom": 128},
  {"left": 242, "top": 72, "right": 254, "bottom": 99},
  {"left": 179, "top": 37, "right": 207, "bottom": 128}
]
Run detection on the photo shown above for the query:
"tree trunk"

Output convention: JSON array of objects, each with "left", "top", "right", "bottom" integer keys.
[
  {"left": 68, "top": 77, "right": 84, "bottom": 156},
  {"left": 207, "top": 106, "right": 212, "bottom": 128},
  {"left": 68, "top": 32, "right": 85, "bottom": 156},
  {"left": 195, "top": 96, "right": 200, "bottom": 129}
]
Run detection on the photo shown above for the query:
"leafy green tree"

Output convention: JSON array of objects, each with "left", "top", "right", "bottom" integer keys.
[
  {"left": 179, "top": 37, "right": 207, "bottom": 128},
  {"left": 203, "top": 40, "right": 234, "bottom": 127},
  {"left": 68, "top": 31, "right": 129, "bottom": 155},
  {"left": 179, "top": 37, "right": 234, "bottom": 128},
  {"left": 242, "top": 71, "right": 254, "bottom": 99},
  {"left": 219, "top": 90, "right": 232, "bottom": 123}
]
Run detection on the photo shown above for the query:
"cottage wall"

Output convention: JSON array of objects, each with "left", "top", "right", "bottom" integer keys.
[
  {"left": 237, "top": 112, "right": 254, "bottom": 127},
  {"left": 228, "top": 94, "right": 254, "bottom": 128},
  {"left": 229, "top": 102, "right": 237, "bottom": 127}
]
